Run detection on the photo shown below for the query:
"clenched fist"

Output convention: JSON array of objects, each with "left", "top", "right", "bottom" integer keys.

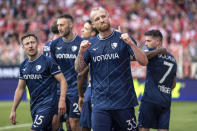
[
  {"left": 80, "top": 40, "right": 91, "bottom": 53},
  {"left": 120, "top": 33, "right": 135, "bottom": 46}
]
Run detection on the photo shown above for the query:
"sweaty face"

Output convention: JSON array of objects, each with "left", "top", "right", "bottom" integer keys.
[
  {"left": 22, "top": 36, "right": 38, "bottom": 57},
  {"left": 91, "top": 9, "right": 110, "bottom": 32},
  {"left": 57, "top": 18, "right": 71, "bottom": 37},
  {"left": 81, "top": 22, "right": 92, "bottom": 39},
  {"left": 145, "top": 36, "right": 158, "bottom": 48}
]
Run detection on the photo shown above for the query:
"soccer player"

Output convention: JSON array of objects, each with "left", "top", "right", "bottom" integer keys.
[
  {"left": 9, "top": 33, "right": 67, "bottom": 131},
  {"left": 78, "top": 20, "right": 98, "bottom": 131},
  {"left": 43, "top": 20, "right": 71, "bottom": 131},
  {"left": 138, "top": 30, "right": 177, "bottom": 131},
  {"left": 50, "top": 14, "right": 84, "bottom": 131},
  {"left": 75, "top": 7, "right": 148, "bottom": 131}
]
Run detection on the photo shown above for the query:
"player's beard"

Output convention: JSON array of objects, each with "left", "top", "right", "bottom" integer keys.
[
  {"left": 62, "top": 29, "right": 70, "bottom": 38},
  {"left": 98, "top": 23, "right": 110, "bottom": 32}
]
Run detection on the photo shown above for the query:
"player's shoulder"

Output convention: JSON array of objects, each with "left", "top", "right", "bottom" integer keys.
[
  {"left": 20, "top": 58, "right": 29, "bottom": 68},
  {"left": 51, "top": 37, "right": 63, "bottom": 45},
  {"left": 75, "top": 35, "right": 84, "bottom": 41},
  {"left": 40, "top": 54, "right": 53, "bottom": 61},
  {"left": 114, "top": 30, "right": 122, "bottom": 37},
  {"left": 167, "top": 51, "right": 177, "bottom": 64},
  {"left": 88, "top": 35, "right": 97, "bottom": 43}
]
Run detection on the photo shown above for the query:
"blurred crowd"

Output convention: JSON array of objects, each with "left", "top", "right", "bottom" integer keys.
[{"left": 0, "top": 0, "right": 197, "bottom": 79}]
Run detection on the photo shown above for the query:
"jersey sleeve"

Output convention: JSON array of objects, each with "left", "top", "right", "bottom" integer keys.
[
  {"left": 43, "top": 42, "right": 51, "bottom": 56},
  {"left": 84, "top": 49, "right": 91, "bottom": 65},
  {"left": 19, "top": 63, "right": 25, "bottom": 80},
  {"left": 48, "top": 57, "right": 61, "bottom": 75}
]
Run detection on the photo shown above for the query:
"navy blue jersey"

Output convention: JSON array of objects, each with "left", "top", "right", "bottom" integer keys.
[
  {"left": 19, "top": 55, "right": 61, "bottom": 114},
  {"left": 141, "top": 48, "right": 177, "bottom": 107},
  {"left": 84, "top": 31, "right": 138, "bottom": 110},
  {"left": 43, "top": 41, "right": 52, "bottom": 56},
  {"left": 50, "top": 35, "right": 86, "bottom": 96}
]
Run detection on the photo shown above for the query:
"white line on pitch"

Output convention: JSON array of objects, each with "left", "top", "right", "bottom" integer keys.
[{"left": 0, "top": 123, "right": 31, "bottom": 130}]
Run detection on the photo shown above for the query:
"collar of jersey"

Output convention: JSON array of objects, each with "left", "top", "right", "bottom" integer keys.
[
  {"left": 61, "top": 34, "right": 77, "bottom": 43},
  {"left": 97, "top": 30, "right": 115, "bottom": 40},
  {"left": 28, "top": 54, "right": 42, "bottom": 63}
]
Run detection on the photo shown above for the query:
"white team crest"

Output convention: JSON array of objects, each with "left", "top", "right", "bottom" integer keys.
[
  {"left": 111, "top": 42, "right": 117, "bottom": 49},
  {"left": 36, "top": 65, "right": 41, "bottom": 71},
  {"left": 72, "top": 46, "right": 78, "bottom": 52}
]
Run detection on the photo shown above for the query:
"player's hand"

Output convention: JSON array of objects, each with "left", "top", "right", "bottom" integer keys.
[
  {"left": 120, "top": 33, "right": 134, "bottom": 46},
  {"left": 10, "top": 111, "right": 17, "bottom": 125},
  {"left": 80, "top": 40, "right": 91, "bottom": 53},
  {"left": 78, "top": 96, "right": 84, "bottom": 112},
  {"left": 58, "top": 99, "right": 66, "bottom": 116}
]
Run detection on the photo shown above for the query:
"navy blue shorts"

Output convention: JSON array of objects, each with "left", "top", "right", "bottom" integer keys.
[
  {"left": 66, "top": 96, "right": 80, "bottom": 118},
  {"left": 138, "top": 101, "right": 170, "bottom": 129},
  {"left": 92, "top": 108, "right": 138, "bottom": 131},
  {"left": 31, "top": 105, "right": 57, "bottom": 131},
  {"left": 80, "top": 100, "right": 92, "bottom": 128}
]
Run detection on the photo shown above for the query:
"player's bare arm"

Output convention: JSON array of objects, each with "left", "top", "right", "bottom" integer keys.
[
  {"left": 130, "top": 48, "right": 167, "bottom": 61},
  {"left": 10, "top": 79, "right": 26, "bottom": 125},
  {"left": 54, "top": 73, "right": 67, "bottom": 115},
  {"left": 146, "top": 47, "right": 167, "bottom": 59},
  {"left": 75, "top": 40, "right": 91, "bottom": 73},
  {"left": 120, "top": 33, "right": 148, "bottom": 66},
  {"left": 77, "top": 66, "right": 89, "bottom": 111}
]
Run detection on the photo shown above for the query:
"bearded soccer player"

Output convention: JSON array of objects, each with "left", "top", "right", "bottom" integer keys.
[
  {"left": 50, "top": 14, "right": 85, "bottom": 131},
  {"left": 10, "top": 33, "right": 67, "bottom": 131},
  {"left": 75, "top": 7, "right": 148, "bottom": 131}
]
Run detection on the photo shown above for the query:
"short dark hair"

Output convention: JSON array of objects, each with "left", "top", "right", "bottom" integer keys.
[
  {"left": 144, "top": 30, "right": 163, "bottom": 42},
  {"left": 21, "top": 33, "right": 38, "bottom": 44},
  {"left": 86, "top": 20, "right": 99, "bottom": 35},
  {"left": 50, "top": 20, "right": 59, "bottom": 34},
  {"left": 58, "top": 14, "right": 74, "bottom": 22}
]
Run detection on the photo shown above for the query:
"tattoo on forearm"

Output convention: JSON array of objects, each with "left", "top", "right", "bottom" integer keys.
[{"left": 75, "top": 52, "right": 87, "bottom": 72}]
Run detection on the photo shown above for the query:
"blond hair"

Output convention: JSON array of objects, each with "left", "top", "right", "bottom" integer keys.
[{"left": 90, "top": 7, "right": 109, "bottom": 22}]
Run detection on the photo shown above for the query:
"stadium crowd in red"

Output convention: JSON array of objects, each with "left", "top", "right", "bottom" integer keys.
[{"left": 0, "top": 0, "right": 197, "bottom": 79}]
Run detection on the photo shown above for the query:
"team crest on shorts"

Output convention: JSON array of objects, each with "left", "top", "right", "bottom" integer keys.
[
  {"left": 111, "top": 42, "right": 117, "bottom": 49},
  {"left": 72, "top": 46, "right": 78, "bottom": 52},
  {"left": 36, "top": 65, "right": 41, "bottom": 71}
]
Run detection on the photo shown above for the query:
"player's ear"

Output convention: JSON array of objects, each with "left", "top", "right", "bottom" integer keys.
[{"left": 69, "top": 21, "right": 73, "bottom": 29}]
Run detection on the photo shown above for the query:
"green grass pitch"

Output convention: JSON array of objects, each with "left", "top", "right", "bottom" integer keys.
[{"left": 0, "top": 101, "right": 197, "bottom": 131}]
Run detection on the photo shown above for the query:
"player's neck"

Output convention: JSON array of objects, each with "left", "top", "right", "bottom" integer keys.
[
  {"left": 62, "top": 32, "right": 75, "bottom": 42},
  {"left": 98, "top": 28, "right": 113, "bottom": 39},
  {"left": 53, "top": 34, "right": 60, "bottom": 40},
  {"left": 28, "top": 52, "right": 40, "bottom": 61}
]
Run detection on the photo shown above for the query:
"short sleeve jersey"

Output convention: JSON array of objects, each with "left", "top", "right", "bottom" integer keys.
[
  {"left": 43, "top": 41, "right": 52, "bottom": 57},
  {"left": 142, "top": 48, "right": 177, "bottom": 107},
  {"left": 50, "top": 35, "right": 87, "bottom": 96},
  {"left": 84, "top": 31, "right": 138, "bottom": 110},
  {"left": 19, "top": 55, "right": 61, "bottom": 113}
]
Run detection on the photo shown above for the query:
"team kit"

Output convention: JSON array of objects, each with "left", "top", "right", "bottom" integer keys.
[{"left": 10, "top": 7, "right": 177, "bottom": 131}]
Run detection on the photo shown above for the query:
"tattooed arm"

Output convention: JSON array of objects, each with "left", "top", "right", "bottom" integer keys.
[{"left": 75, "top": 40, "right": 91, "bottom": 73}]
